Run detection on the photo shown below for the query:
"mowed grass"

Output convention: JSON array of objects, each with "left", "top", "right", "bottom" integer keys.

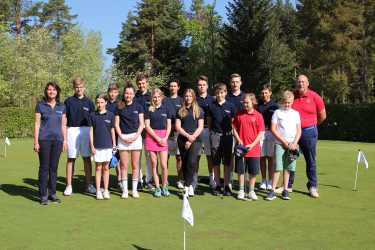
[{"left": 0, "top": 139, "right": 374, "bottom": 250}]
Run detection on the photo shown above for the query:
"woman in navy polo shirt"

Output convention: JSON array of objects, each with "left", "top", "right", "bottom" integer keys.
[
  {"left": 115, "top": 84, "right": 145, "bottom": 199},
  {"left": 145, "top": 88, "right": 171, "bottom": 197},
  {"left": 176, "top": 89, "right": 204, "bottom": 197},
  {"left": 34, "top": 82, "right": 67, "bottom": 205}
]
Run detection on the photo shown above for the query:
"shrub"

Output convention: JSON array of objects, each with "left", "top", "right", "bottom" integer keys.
[{"left": 0, "top": 107, "right": 34, "bottom": 138}]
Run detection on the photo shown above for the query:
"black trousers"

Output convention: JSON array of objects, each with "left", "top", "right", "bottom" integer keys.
[
  {"left": 38, "top": 140, "right": 63, "bottom": 200},
  {"left": 177, "top": 136, "right": 201, "bottom": 186}
]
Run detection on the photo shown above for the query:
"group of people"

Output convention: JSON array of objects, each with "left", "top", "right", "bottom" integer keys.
[{"left": 33, "top": 73, "right": 326, "bottom": 205}]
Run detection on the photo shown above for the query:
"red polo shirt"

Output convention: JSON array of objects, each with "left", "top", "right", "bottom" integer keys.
[
  {"left": 232, "top": 109, "right": 264, "bottom": 157},
  {"left": 292, "top": 90, "right": 325, "bottom": 129}
]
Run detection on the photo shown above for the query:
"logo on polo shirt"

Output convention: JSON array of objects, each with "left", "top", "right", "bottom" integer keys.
[
  {"left": 176, "top": 104, "right": 181, "bottom": 107},
  {"left": 133, "top": 110, "right": 139, "bottom": 114},
  {"left": 104, "top": 119, "right": 111, "bottom": 123},
  {"left": 224, "top": 109, "right": 231, "bottom": 113},
  {"left": 161, "top": 113, "right": 167, "bottom": 117},
  {"left": 83, "top": 107, "right": 89, "bottom": 111},
  {"left": 56, "top": 110, "right": 63, "bottom": 114}
]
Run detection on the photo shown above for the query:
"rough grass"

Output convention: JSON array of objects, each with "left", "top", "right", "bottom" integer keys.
[{"left": 0, "top": 139, "right": 374, "bottom": 250}]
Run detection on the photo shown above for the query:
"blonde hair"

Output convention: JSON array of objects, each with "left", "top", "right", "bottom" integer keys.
[
  {"left": 243, "top": 92, "right": 257, "bottom": 109},
  {"left": 178, "top": 88, "right": 201, "bottom": 119},
  {"left": 149, "top": 88, "right": 164, "bottom": 112},
  {"left": 72, "top": 77, "right": 85, "bottom": 87},
  {"left": 282, "top": 90, "right": 294, "bottom": 102},
  {"left": 214, "top": 82, "right": 227, "bottom": 94}
]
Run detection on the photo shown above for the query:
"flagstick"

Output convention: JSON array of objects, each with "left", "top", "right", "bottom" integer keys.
[
  {"left": 183, "top": 219, "right": 186, "bottom": 250},
  {"left": 4, "top": 142, "right": 6, "bottom": 158},
  {"left": 353, "top": 158, "right": 359, "bottom": 191}
]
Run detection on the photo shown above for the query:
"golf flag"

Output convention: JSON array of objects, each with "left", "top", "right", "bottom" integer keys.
[
  {"left": 357, "top": 150, "right": 368, "bottom": 169},
  {"left": 182, "top": 193, "right": 194, "bottom": 226},
  {"left": 5, "top": 137, "right": 11, "bottom": 146}
]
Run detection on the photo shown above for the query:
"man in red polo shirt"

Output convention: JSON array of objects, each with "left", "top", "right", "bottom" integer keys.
[{"left": 289, "top": 75, "right": 326, "bottom": 198}]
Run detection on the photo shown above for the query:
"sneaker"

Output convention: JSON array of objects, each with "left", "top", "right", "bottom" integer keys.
[
  {"left": 223, "top": 186, "right": 232, "bottom": 196},
  {"left": 265, "top": 191, "right": 277, "bottom": 201},
  {"left": 154, "top": 187, "right": 162, "bottom": 198},
  {"left": 40, "top": 199, "right": 48, "bottom": 205},
  {"left": 121, "top": 190, "right": 129, "bottom": 199},
  {"left": 103, "top": 190, "right": 110, "bottom": 199},
  {"left": 132, "top": 190, "right": 140, "bottom": 198},
  {"left": 162, "top": 186, "right": 170, "bottom": 197},
  {"left": 145, "top": 182, "right": 155, "bottom": 191},
  {"left": 309, "top": 187, "right": 319, "bottom": 198},
  {"left": 177, "top": 181, "right": 184, "bottom": 189},
  {"left": 275, "top": 187, "right": 293, "bottom": 194},
  {"left": 248, "top": 190, "right": 258, "bottom": 201},
  {"left": 188, "top": 185, "right": 194, "bottom": 197},
  {"left": 259, "top": 181, "right": 267, "bottom": 190},
  {"left": 63, "top": 185, "right": 72, "bottom": 196},
  {"left": 49, "top": 196, "right": 61, "bottom": 203},
  {"left": 86, "top": 184, "right": 96, "bottom": 194},
  {"left": 266, "top": 180, "right": 273, "bottom": 190},
  {"left": 212, "top": 186, "right": 221, "bottom": 196},
  {"left": 237, "top": 190, "right": 246, "bottom": 200},
  {"left": 282, "top": 190, "right": 291, "bottom": 200},
  {"left": 96, "top": 191, "right": 104, "bottom": 200}
]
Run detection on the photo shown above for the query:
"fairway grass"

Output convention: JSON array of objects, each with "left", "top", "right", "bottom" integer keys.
[{"left": 0, "top": 139, "right": 374, "bottom": 250}]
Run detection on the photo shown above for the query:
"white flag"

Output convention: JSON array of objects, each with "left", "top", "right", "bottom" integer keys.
[
  {"left": 357, "top": 150, "right": 368, "bottom": 169},
  {"left": 5, "top": 137, "right": 11, "bottom": 146},
  {"left": 182, "top": 193, "right": 194, "bottom": 226}
]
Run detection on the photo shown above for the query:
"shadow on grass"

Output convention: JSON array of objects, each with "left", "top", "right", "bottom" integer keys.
[
  {"left": 320, "top": 183, "right": 341, "bottom": 189},
  {"left": 0, "top": 183, "right": 40, "bottom": 202},
  {"left": 132, "top": 244, "right": 152, "bottom": 250}
]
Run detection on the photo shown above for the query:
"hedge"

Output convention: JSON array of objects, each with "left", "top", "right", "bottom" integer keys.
[
  {"left": 1, "top": 105, "right": 374, "bottom": 142},
  {"left": 0, "top": 107, "right": 34, "bottom": 138},
  {"left": 318, "top": 104, "right": 375, "bottom": 142}
]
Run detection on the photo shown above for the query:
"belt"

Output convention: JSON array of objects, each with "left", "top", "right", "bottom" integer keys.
[{"left": 302, "top": 125, "right": 317, "bottom": 131}]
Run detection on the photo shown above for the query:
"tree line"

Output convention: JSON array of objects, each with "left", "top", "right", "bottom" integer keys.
[{"left": 110, "top": 0, "right": 375, "bottom": 103}]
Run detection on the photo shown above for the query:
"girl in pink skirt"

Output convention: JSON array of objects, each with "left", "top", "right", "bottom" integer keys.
[{"left": 144, "top": 88, "right": 171, "bottom": 197}]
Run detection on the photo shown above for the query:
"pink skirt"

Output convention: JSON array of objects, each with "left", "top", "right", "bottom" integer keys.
[{"left": 145, "top": 129, "right": 168, "bottom": 152}]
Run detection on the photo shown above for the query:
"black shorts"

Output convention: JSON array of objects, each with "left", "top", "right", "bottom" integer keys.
[
  {"left": 235, "top": 157, "right": 260, "bottom": 176},
  {"left": 210, "top": 132, "right": 233, "bottom": 166}
]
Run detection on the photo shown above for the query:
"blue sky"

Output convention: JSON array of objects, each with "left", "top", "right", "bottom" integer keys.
[{"left": 65, "top": 0, "right": 295, "bottom": 69}]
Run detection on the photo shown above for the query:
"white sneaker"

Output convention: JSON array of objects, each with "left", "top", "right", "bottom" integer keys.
[
  {"left": 188, "top": 185, "right": 194, "bottom": 197},
  {"left": 86, "top": 184, "right": 96, "bottom": 194},
  {"left": 132, "top": 191, "right": 140, "bottom": 198},
  {"left": 177, "top": 181, "right": 184, "bottom": 189},
  {"left": 259, "top": 181, "right": 267, "bottom": 190},
  {"left": 275, "top": 187, "right": 292, "bottom": 194},
  {"left": 103, "top": 190, "right": 110, "bottom": 199},
  {"left": 248, "top": 191, "right": 258, "bottom": 201},
  {"left": 96, "top": 191, "right": 104, "bottom": 200},
  {"left": 309, "top": 187, "right": 319, "bottom": 198},
  {"left": 237, "top": 190, "right": 245, "bottom": 200},
  {"left": 121, "top": 190, "right": 129, "bottom": 199},
  {"left": 266, "top": 180, "right": 273, "bottom": 190},
  {"left": 64, "top": 185, "right": 72, "bottom": 196}
]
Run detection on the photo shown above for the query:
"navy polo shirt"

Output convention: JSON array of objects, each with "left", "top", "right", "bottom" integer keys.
[
  {"left": 196, "top": 94, "right": 215, "bottom": 128},
  {"left": 106, "top": 100, "right": 118, "bottom": 114},
  {"left": 145, "top": 103, "right": 171, "bottom": 130},
  {"left": 64, "top": 95, "right": 95, "bottom": 127},
  {"left": 135, "top": 91, "right": 151, "bottom": 112},
  {"left": 257, "top": 99, "right": 279, "bottom": 129},
  {"left": 227, "top": 91, "right": 245, "bottom": 113},
  {"left": 35, "top": 100, "right": 66, "bottom": 142},
  {"left": 176, "top": 107, "right": 204, "bottom": 134},
  {"left": 115, "top": 102, "right": 144, "bottom": 134},
  {"left": 90, "top": 111, "right": 114, "bottom": 149},
  {"left": 166, "top": 96, "right": 183, "bottom": 126},
  {"left": 208, "top": 100, "right": 236, "bottom": 133}
]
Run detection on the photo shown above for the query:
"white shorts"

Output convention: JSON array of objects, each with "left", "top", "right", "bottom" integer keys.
[
  {"left": 261, "top": 130, "right": 275, "bottom": 157},
  {"left": 94, "top": 148, "right": 112, "bottom": 163},
  {"left": 67, "top": 127, "right": 91, "bottom": 158},
  {"left": 168, "top": 133, "right": 180, "bottom": 156},
  {"left": 118, "top": 133, "right": 142, "bottom": 151},
  {"left": 198, "top": 128, "right": 211, "bottom": 156}
]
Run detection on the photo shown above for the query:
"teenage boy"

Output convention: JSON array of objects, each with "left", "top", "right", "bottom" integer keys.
[
  {"left": 266, "top": 90, "right": 301, "bottom": 201},
  {"left": 165, "top": 80, "right": 183, "bottom": 188},
  {"left": 106, "top": 83, "right": 122, "bottom": 189},
  {"left": 135, "top": 73, "right": 153, "bottom": 189},
  {"left": 196, "top": 75, "right": 215, "bottom": 189},
  {"left": 208, "top": 83, "right": 236, "bottom": 196},
  {"left": 257, "top": 84, "right": 279, "bottom": 190},
  {"left": 232, "top": 93, "right": 265, "bottom": 201},
  {"left": 227, "top": 73, "right": 245, "bottom": 113},
  {"left": 64, "top": 77, "right": 96, "bottom": 195}
]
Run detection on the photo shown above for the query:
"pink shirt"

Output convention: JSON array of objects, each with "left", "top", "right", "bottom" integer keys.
[
  {"left": 292, "top": 90, "right": 325, "bottom": 128},
  {"left": 232, "top": 109, "right": 265, "bottom": 157}
]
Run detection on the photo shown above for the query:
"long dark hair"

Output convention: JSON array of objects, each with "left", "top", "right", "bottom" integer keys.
[
  {"left": 43, "top": 82, "right": 61, "bottom": 102},
  {"left": 117, "top": 82, "right": 136, "bottom": 109}
]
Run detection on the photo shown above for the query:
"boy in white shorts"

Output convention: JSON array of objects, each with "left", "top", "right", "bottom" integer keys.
[{"left": 64, "top": 77, "right": 96, "bottom": 195}]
